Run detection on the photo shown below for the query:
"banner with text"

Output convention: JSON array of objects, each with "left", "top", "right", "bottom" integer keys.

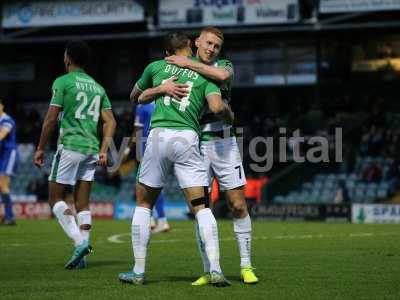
[
  {"left": 352, "top": 204, "right": 400, "bottom": 224},
  {"left": 320, "top": 0, "right": 400, "bottom": 13},
  {"left": 158, "top": 0, "right": 299, "bottom": 28},
  {"left": 252, "top": 204, "right": 351, "bottom": 221},
  {"left": 0, "top": 202, "right": 114, "bottom": 219},
  {"left": 2, "top": 0, "right": 144, "bottom": 28}
]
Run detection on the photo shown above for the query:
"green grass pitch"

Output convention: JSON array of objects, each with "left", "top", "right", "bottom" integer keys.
[{"left": 1, "top": 219, "right": 399, "bottom": 300}]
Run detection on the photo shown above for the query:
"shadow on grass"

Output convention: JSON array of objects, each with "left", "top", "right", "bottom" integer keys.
[
  {"left": 86, "top": 260, "right": 126, "bottom": 268},
  {"left": 160, "top": 275, "right": 196, "bottom": 283}
]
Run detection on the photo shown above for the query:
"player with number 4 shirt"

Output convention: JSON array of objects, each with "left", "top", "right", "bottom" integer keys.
[{"left": 165, "top": 27, "right": 258, "bottom": 285}]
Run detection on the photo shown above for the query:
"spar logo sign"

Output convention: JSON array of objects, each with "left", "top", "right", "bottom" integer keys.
[{"left": 352, "top": 204, "right": 400, "bottom": 224}]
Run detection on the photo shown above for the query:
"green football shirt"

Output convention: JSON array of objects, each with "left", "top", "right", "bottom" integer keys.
[
  {"left": 136, "top": 59, "right": 221, "bottom": 135},
  {"left": 199, "top": 59, "right": 234, "bottom": 141},
  {"left": 50, "top": 69, "right": 112, "bottom": 155}
]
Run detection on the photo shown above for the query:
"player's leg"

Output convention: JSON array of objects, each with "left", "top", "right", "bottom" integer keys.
[
  {"left": 226, "top": 188, "right": 258, "bottom": 283},
  {"left": 74, "top": 153, "right": 98, "bottom": 268},
  {"left": 74, "top": 180, "right": 92, "bottom": 241},
  {"left": 152, "top": 191, "right": 170, "bottom": 233},
  {"left": 213, "top": 137, "right": 258, "bottom": 283},
  {"left": 174, "top": 131, "right": 229, "bottom": 286},
  {"left": 225, "top": 187, "right": 252, "bottom": 267},
  {"left": 182, "top": 186, "right": 230, "bottom": 287},
  {"left": 183, "top": 187, "right": 221, "bottom": 273},
  {"left": 192, "top": 142, "right": 213, "bottom": 282},
  {"left": 119, "top": 182, "right": 161, "bottom": 284},
  {"left": 48, "top": 148, "right": 91, "bottom": 269},
  {"left": 49, "top": 181, "right": 84, "bottom": 246},
  {"left": 133, "top": 183, "right": 161, "bottom": 271},
  {"left": 0, "top": 148, "right": 18, "bottom": 225},
  {"left": 0, "top": 175, "right": 15, "bottom": 224},
  {"left": 74, "top": 180, "right": 92, "bottom": 269},
  {"left": 119, "top": 128, "right": 167, "bottom": 284}
]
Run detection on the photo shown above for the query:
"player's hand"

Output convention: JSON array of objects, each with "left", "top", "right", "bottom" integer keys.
[
  {"left": 161, "top": 76, "right": 189, "bottom": 100},
  {"left": 34, "top": 150, "right": 45, "bottom": 168},
  {"left": 165, "top": 55, "right": 190, "bottom": 68},
  {"left": 98, "top": 152, "right": 107, "bottom": 167}
]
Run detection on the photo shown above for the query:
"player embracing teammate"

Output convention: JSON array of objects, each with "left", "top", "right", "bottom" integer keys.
[
  {"left": 165, "top": 27, "right": 258, "bottom": 285},
  {"left": 119, "top": 31, "right": 233, "bottom": 286}
]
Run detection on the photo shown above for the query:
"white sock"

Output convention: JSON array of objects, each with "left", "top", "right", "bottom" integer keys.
[
  {"left": 195, "top": 221, "right": 211, "bottom": 273},
  {"left": 52, "top": 201, "right": 83, "bottom": 246},
  {"left": 195, "top": 208, "right": 221, "bottom": 273},
  {"left": 77, "top": 210, "right": 91, "bottom": 243},
  {"left": 132, "top": 206, "right": 151, "bottom": 274},
  {"left": 233, "top": 214, "right": 252, "bottom": 268}
]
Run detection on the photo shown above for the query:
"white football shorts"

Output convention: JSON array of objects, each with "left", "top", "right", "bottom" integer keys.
[
  {"left": 138, "top": 128, "right": 208, "bottom": 189},
  {"left": 200, "top": 136, "right": 246, "bottom": 191},
  {"left": 48, "top": 146, "right": 98, "bottom": 185}
]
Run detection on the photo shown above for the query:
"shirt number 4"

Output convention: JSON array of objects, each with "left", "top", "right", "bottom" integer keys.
[{"left": 162, "top": 79, "right": 193, "bottom": 112}]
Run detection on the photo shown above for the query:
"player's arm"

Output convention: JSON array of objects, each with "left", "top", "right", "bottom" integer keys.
[
  {"left": 129, "top": 84, "right": 142, "bottom": 104},
  {"left": 165, "top": 56, "right": 232, "bottom": 83},
  {"left": 98, "top": 109, "right": 117, "bottom": 167},
  {"left": 206, "top": 93, "right": 234, "bottom": 124},
  {"left": 34, "top": 105, "right": 61, "bottom": 167},
  {"left": 35, "top": 78, "right": 64, "bottom": 167},
  {"left": 0, "top": 124, "right": 11, "bottom": 140},
  {"left": 205, "top": 81, "right": 234, "bottom": 124},
  {"left": 137, "top": 76, "right": 189, "bottom": 104},
  {"left": 131, "top": 62, "right": 157, "bottom": 104}
]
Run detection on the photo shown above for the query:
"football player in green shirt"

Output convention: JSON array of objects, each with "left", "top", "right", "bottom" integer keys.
[
  {"left": 119, "top": 32, "right": 233, "bottom": 286},
  {"left": 34, "top": 40, "right": 116, "bottom": 269},
  {"left": 166, "top": 27, "right": 258, "bottom": 285}
]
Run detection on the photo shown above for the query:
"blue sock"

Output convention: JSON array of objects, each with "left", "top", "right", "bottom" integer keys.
[
  {"left": 2, "top": 193, "right": 14, "bottom": 220},
  {"left": 154, "top": 192, "right": 166, "bottom": 219}
]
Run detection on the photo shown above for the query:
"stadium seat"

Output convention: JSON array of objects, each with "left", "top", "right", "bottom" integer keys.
[
  {"left": 379, "top": 181, "right": 389, "bottom": 190},
  {"left": 315, "top": 173, "right": 326, "bottom": 182},
  {"left": 326, "top": 173, "right": 337, "bottom": 182},
  {"left": 365, "top": 189, "right": 377, "bottom": 203},
  {"left": 324, "top": 181, "right": 337, "bottom": 190},
  {"left": 348, "top": 173, "right": 358, "bottom": 181},
  {"left": 313, "top": 181, "right": 324, "bottom": 190},
  {"left": 309, "top": 189, "right": 321, "bottom": 203},
  {"left": 302, "top": 182, "right": 313, "bottom": 191},
  {"left": 273, "top": 195, "right": 285, "bottom": 204},
  {"left": 353, "top": 188, "right": 365, "bottom": 203}
]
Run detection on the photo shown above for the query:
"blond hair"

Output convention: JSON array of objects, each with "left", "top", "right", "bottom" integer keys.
[{"left": 200, "top": 27, "right": 224, "bottom": 42}]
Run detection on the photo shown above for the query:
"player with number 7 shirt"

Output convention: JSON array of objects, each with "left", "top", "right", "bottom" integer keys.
[
  {"left": 34, "top": 40, "right": 116, "bottom": 270},
  {"left": 118, "top": 32, "right": 234, "bottom": 286}
]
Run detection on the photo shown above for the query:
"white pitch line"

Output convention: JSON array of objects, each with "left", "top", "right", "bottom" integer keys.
[
  {"left": 105, "top": 231, "right": 400, "bottom": 244},
  {"left": 107, "top": 232, "right": 130, "bottom": 244},
  {"left": 273, "top": 234, "right": 313, "bottom": 240},
  {"left": 4, "top": 232, "right": 399, "bottom": 247},
  {"left": 349, "top": 233, "right": 373, "bottom": 237}
]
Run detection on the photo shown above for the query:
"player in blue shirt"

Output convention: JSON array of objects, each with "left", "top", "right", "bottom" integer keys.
[
  {"left": 133, "top": 103, "right": 170, "bottom": 233},
  {"left": 0, "top": 99, "right": 19, "bottom": 225}
]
